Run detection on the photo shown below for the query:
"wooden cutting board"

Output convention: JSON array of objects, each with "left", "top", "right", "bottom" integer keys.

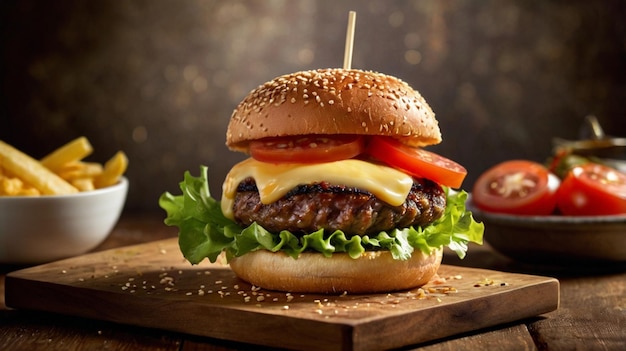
[{"left": 5, "top": 238, "right": 559, "bottom": 351}]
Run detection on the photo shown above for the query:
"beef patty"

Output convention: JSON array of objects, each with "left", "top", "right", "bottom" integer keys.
[{"left": 232, "top": 178, "right": 446, "bottom": 236}]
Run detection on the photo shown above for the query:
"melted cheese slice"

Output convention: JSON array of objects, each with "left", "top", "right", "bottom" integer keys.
[{"left": 221, "top": 158, "right": 413, "bottom": 220}]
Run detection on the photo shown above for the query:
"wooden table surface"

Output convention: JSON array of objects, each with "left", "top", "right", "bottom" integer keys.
[{"left": 1, "top": 213, "right": 625, "bottom": 350}]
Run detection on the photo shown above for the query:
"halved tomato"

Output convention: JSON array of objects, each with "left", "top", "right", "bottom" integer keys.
[
  {"left": 365, "top": 136, "right": 467, "bottom": 188},
  {"left": 556, "top": 163, "right": 626, "bottom": 216},
  {"left": 249, "top": 135, "right": 365, "bottom": 164},
  {"left": 472, "top": 160, "right": 560, "bottom": 215}
]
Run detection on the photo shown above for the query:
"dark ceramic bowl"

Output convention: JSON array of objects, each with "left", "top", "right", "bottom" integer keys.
[{"left": 468, "top": 198, "right": 626, "bottom": 266}]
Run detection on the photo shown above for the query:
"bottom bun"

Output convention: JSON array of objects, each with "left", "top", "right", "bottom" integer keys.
[{"left": 229, "top": 248, "right": 443, "bottom": 294}]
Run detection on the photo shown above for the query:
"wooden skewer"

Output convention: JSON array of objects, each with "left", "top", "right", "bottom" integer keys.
[{"left": 343, "top": 11, "right": 357, "bottom": 69}]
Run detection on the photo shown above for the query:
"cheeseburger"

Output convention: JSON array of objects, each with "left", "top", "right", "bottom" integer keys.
[{"left": 160, "top": 68, "right": 483, "bottom": 294}]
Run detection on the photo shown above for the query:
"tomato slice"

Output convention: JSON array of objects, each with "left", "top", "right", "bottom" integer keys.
[
  {"left": 472, "top": 160, "right": 560, "bottom": 215},
  {"left": 556, "top": 163, "right": 626, "bottom": 216},
  {"left": 365, "top": 136, "right": 467, "bottom": 188},
  {"left": 249, "top": 135, "right": 365, "bottom": 164}
]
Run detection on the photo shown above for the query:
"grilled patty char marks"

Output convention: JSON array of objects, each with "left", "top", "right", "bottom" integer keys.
[{"left": 232, "top": 178, "right": 446, "bottom": 236}]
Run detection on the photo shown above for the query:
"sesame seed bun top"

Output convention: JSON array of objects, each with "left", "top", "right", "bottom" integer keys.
[{"left": 226, "top": 68, "right": 442, "bottom": 152}]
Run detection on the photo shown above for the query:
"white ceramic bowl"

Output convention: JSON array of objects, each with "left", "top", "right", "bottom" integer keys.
[
  {"left": 0, "top": 177, "right": 128, "bottom": 265},
  {"left": 468, "top": 198, "right": 626, "bottom": 266}
]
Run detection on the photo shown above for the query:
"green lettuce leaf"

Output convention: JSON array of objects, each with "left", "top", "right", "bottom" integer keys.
[{"left": 159, "top": 166, "right": 484, "bottom": 264}]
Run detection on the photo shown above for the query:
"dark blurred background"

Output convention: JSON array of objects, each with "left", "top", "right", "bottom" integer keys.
[{"left": 1, "top": 0, "right": 624, "bottom": 214}]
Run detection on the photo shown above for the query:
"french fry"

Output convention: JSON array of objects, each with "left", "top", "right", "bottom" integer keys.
[
  {"left": 0, "top": 140, "right": 78, "bottom": 195},
  {"left": 1, "top": 176, "right": 22, "bottom": 195},
  {"left": 70, "top": 178, "right": 96, "bottom": 192},
  {"left": 57, "top": 161, "right": 103, "bottom": 181},
  {"left": 19, "top": 188, "right": 41, "bottom": 196},
  {"left": 0, "top": 137, "right": 128, "bottom": 196},
  {"left": 0, "top": 174, "right": 41, "bottom": 196},
  {"left": 40, "top": 136, "right": 93, "bottom": 172},
  {"left": 94, "top": 151, "right": 128, "bottom": 188},
  {"left": 1, "top": 168, "right": 41, "bottom": 196}
]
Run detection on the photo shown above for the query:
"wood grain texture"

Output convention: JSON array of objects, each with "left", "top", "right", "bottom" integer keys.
[
  {"left": 528, "top": 274, "right": 626, "bottom": 350},
  {"left": 5, "top": 238, "right": 559, "bottom": 351},
  {"left": 444, "top": 241, "right": 626, "bottom": 351},
  {"left": 0, "top": 309, "right": 182, "bottom": 351}
]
